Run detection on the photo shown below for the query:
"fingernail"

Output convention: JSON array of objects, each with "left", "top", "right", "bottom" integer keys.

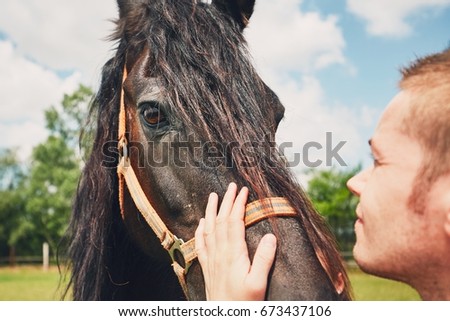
[{"left": 263, "top": 234, "right": 277, "bottom": 247}]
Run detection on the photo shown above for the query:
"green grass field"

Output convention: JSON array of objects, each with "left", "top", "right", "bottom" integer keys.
[
  {"left": 0, "top": 265, "right": 420, "bottom": 301},
  {"left": 0, "top": 266, "right": 69, "bottom": 300}
]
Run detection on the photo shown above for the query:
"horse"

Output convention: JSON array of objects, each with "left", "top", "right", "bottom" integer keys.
[{"left": 65, "top": 0, "right": 352, "bottom": 300}]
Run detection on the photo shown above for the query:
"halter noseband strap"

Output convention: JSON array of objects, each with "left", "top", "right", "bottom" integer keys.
[{"left": 117, "top": 66, "right": 297, "bottom": 298}]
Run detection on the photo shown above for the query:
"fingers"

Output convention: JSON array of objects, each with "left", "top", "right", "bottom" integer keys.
[
  {"left": 194, "top": 218, "right": 207, "bottom": 266},
  {"left": 217, "top": 183, "right": 238, "bottom": 220},
  {"left": 228, "top": 187, "right": 249, "bottom": 258},
  {"left": 247, "top": 233, "right": 277, "bottom": 288},
  {"left": 215, "top": 184, "right": 236, "bottom": 253},
  {"left": 196, "top": 193, "right": 219, "bottom": 300},
  {"left": 202, "top": 192, "right": 218, "bottom": 250},
  {"left": 230, "top": 186, "right": 248, "bottom": 221},
  {"left": 215, "top": 183, "right": 240, "bottom": 264},
  {"left": 198, "top": 183, "right": 249, "bottom": 261},
  {"left": 204, "top": 192, "right": 219, "bottom": 234},
  {"left": 196, "top": 184, "right": 247, "bottom": 270},
  {"left": 195, "top": 183, "right": 277, "bottom": 301},
  {"left": 196, "top": 193, "right": 218, "bottom": 271}
]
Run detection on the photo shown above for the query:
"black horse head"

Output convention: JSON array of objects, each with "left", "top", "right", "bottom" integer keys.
[{"left": 66, "top": 0, "right": 351, "bottom": 300}]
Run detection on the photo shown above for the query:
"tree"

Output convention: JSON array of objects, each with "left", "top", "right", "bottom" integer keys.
[
  {"left": 45, "top": 84, "right": 93, "bottom": 151},
  {"left": 0, "top": 85, "right": 91, "bottom": 263},
  {"left": 0, "top": 148, "right": 28, "bottom": 265},
  {"left": 307, "top": 165, "right": 361, "bottom": 253},
  {"left": 24, "top": 84, "right": 92, "bottom": 256}
]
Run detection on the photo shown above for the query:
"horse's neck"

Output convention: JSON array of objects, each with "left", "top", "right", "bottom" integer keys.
[
  {"left": 251, "top": 217, "right": 338, "bottom": 300},
  {"left": 184, "top": 216, "right": 339, "bottom": 300}
]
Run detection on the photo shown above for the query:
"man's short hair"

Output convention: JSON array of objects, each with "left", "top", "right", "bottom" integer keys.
[{"left": 400, "top": 47, "right": 450, "bottom": 213}]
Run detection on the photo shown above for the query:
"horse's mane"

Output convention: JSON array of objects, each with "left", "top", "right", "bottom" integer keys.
[{"left": 65, "top": 0, "right": 351, "bottom": 300}]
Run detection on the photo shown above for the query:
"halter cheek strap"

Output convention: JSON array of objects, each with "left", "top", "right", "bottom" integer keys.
[{"left": 117, "top": 66, "right": 297, "bottom": 298}]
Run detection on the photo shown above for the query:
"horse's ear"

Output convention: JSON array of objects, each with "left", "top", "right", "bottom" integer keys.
[
  {"left": 117, "top": 0, "right": 129, "bottom": 18},
  {"left": 117, "top": 0, "right": 146, "bottom": 18},
  {"left": 212, "top": 0, "right": 255, "bottom": 29}
]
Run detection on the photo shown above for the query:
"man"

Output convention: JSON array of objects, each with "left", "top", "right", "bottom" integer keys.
[{"left": 195, "top": 48, "right": 450, "bottom": 300}]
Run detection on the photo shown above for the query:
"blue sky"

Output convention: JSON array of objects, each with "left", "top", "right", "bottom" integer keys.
[
  {"left": 314, "top": 0, "right": 450, "bottom": 110},
  {"left": 0, "top": 0, "right": 449, "bottom": 181},
  {"left": 245, "top": 0, "right": 450, "bottom": 179}
]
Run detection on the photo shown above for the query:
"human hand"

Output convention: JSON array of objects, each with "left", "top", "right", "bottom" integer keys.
[{"left": 195, "top": 183, "right": 277, "bottom": 300}]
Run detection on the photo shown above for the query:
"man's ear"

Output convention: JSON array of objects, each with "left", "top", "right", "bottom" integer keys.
[
  {"left": 442, "top": 176, "right": 450, "bottom": 237},
  {"left": 212, "top": 0, "right": 255, "bottom": 29},
  {"left": 425, "top": 174, "right": 450, "bottom": 237}
]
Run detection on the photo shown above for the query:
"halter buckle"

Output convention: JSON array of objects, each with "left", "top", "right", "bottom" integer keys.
[
  {"left": 168, "top": 236, "right": 192, "bottom": 274},
  {"left": 118, "top": 136, "right": 128, "bottom": 159}
]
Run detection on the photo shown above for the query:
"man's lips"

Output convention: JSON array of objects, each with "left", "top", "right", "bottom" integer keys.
[{"left": 355, "top": 204, "right": 363, "bottom": 223}]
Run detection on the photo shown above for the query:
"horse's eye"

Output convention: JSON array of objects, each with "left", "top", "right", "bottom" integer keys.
[{"left": 140, "top": 102, "right": 168, "bottom": 128}]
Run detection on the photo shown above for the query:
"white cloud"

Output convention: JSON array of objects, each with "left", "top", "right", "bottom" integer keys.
[
  {"left": 0, "top": 40, "right": 81, "bottom": 160},
  {"left": 0, "top": 121, "right": 48, "bottom": 162},
  {"left": 246, "top": 0, "right": 346, "bottom": 76},
  {"left": 0, "top": 0, "right": 378, "bottom": 179},
  {"left": 0, "top": 0, "right": 117, "bottom": 160},
  {"left": 0, "top": 0, "right": 117, "bottom": 84},
  {"left": 244, "top": 0, "right": 375, "bottom": 180},
  {"left": 273, "top": 76, "right": 378, "bottom": 181},
  {"left": 347, "top": 0, "right": 450, "bottom": 37}
]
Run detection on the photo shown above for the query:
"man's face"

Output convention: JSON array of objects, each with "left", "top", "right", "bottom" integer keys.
[{"left": 347, "top": 90, "right": 443, "bottom": 283}]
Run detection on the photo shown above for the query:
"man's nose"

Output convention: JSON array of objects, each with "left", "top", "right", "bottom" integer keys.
[{"left": 346, "top": 166, "right": 372, "bottom": 197}]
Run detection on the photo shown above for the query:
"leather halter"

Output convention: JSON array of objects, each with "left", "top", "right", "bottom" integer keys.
[{"left": 117, "top": 66, "right": 297, "bottom": 297}]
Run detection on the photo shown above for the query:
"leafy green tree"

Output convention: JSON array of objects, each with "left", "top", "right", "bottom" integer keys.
[
  {"left": 0, "top": 148, "right": 28, "bottom": 264},
  {"left": 24, "top": 84, "right": 92, "bottom": 255},
  {"left": 45, "top": 84, "right": 93, "bottom": 150},
  {"left": 24, "top": 139, "right": 80, "bottom": 253},
  {"left": 0, "top": 147, "right": 26, "bottom": 189},
  {"left": 307, "top": 165, "right": 361, "bottom": 253}
]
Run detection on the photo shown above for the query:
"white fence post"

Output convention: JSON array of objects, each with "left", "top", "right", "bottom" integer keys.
[{"left": 43, "top": 242, "right": 49, "bottom": 271}]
